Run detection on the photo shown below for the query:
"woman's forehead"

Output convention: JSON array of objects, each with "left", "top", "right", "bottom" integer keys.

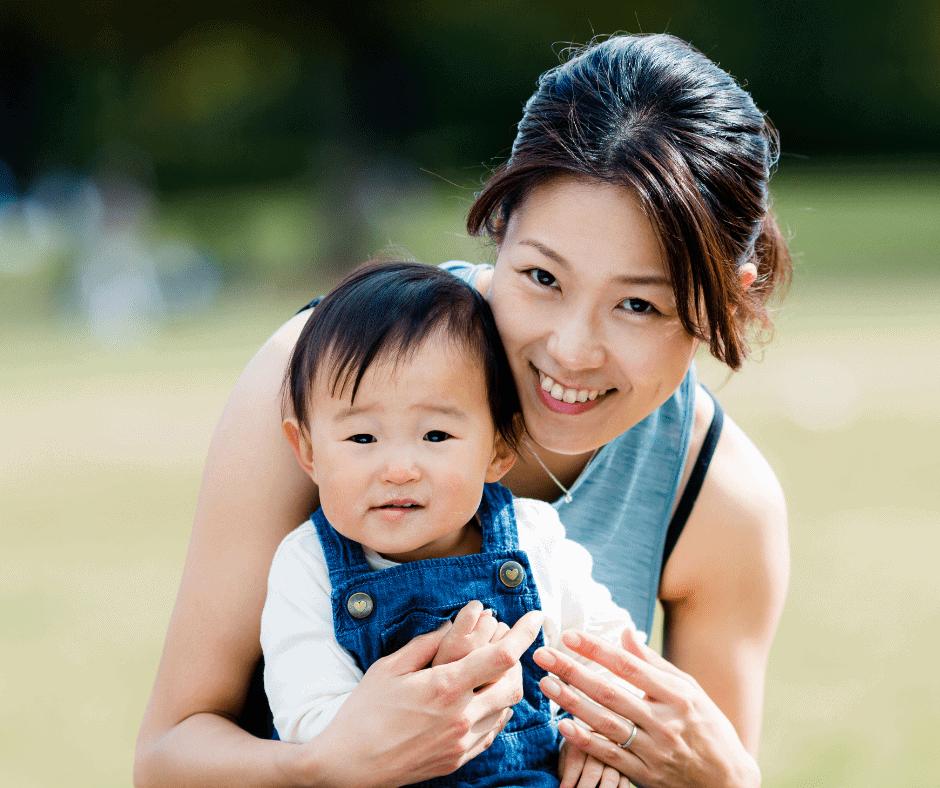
[{"left": 503, "top": 174, "right": 669, "bottom": 281}]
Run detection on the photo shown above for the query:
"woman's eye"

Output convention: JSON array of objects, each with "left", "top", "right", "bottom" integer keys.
[
  {"left": 347, "top": 434, "right": 376, "bottom": 444},
  {"left": 621, "top": 298, "right": 656, "bottom": 315},
  {"left": 424, "top": 431, "right": 452, "bottom": 442},
  {"left": 527, "top": 268, "right": 558, "bottom": 288}
]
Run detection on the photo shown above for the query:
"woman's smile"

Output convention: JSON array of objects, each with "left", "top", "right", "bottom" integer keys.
[{"left": 487, "top": 173, "right": 698, "bottom": 455}]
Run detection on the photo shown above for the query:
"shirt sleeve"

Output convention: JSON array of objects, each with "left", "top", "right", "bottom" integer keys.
[
  {"left": 439, "top": 260, "right": 494, "bottom": 289},
  {"left": 515, "top": 498, "right": 643, "bottom": 696},
  {"left": 260, "top": 523, "right": 365, "bottom": 743}
]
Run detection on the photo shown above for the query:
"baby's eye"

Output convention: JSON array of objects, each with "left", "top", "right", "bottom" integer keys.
[
  {"left": 347, "top": 434, "right": 376, "bottom": 444},
  {"left": 424, "top": 431, "right": 452, "bottom": 442},
  {"left": 527, "top": 268, "right": 558, "bottom": 288},
  {"left": 620, "top": 298, "right": 657, "bottom": 315}
]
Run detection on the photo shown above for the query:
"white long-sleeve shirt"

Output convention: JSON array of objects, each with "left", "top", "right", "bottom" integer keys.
[{"left": 261, "top": 496, "right": 638, "bottom": 744}]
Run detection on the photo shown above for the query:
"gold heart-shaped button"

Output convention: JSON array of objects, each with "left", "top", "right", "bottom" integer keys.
[
  {"left": 347, "top": 592, "right": 374, "bottom": 619},
  {"left": 499, "top": 560, "right": 524, "bottom": 588}
]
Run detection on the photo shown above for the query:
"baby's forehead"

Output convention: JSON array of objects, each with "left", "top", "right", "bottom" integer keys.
[{"left": 307, "top": 331, "right": 488, "bottom": 407}]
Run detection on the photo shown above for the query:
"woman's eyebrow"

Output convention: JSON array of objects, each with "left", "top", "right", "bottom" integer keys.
[
  {"left": 518, "top": 238, "right": 571, "bottom": 269},
  {"left": 517, "top": 238, "right": 671, "bottom": 287}
]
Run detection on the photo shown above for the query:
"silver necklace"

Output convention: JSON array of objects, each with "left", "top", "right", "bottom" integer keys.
[{"left": 525, "top": 439, "right": 599, "bottom": 504}]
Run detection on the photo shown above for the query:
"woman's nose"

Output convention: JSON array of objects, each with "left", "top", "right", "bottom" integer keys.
[{"left": 546, "top": 316, "right": 606, "bottom": 371}]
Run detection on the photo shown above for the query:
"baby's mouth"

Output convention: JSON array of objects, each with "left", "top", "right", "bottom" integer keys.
[
  {"left": 375, "top": 500, "right": 423, "bottom": 510},
  {"left": 537, "top": 370, "right": 612, "bottom": 404}
]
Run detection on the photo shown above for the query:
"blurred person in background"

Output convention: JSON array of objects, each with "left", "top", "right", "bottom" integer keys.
[{"left": 136, "top": 33, "right": 790, "bottom": 788}]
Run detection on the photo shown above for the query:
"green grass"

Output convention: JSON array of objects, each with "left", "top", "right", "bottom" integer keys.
[{"left": 1, "top": 167, "right": 939, "bottom": 786}]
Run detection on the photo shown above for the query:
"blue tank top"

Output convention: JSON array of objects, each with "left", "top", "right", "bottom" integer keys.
[{"left": 442, "top": 261, "right": 696, "bottom": 635}]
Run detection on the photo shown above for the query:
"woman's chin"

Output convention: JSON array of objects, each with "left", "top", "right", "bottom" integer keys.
[{"left": 524, "top": 421, "right": 601, "bottom": 457}]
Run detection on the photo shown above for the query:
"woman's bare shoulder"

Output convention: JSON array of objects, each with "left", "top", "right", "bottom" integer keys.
[
  {"left": 139, "top": 309, "right": 319, "bottom": 738},
  {"left": 661, "top": 384, "right": 789, "bottom": 607}
]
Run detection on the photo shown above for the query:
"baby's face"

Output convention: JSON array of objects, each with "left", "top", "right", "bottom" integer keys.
[{"left": 305, "top": 333, "right": 512, "bottom": 562}]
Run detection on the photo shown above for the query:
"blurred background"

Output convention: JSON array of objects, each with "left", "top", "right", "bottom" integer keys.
[{"left": 1, "top": 2, "right": 938, "bottom": 786}]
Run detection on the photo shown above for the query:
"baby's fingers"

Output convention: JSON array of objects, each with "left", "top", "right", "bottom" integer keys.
[
  {"left": 558, "top": 740, "right": 587, "bottom": 788},
  {"left": 490, "top": 620, "right": 510, "bottom": 643},
  {"left": 451, "top": 600, "right": 486, "bottom": 638},
  {"left": 598, "top": 763, "right": 624, "bottom": 788},
  {"left": 574, "top": 753, "right": 605, "bottom": 788}
]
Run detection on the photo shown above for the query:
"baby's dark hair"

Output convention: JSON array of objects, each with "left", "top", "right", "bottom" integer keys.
[{"left": 283, "top": 261, "right": 522, "bottom": 453}]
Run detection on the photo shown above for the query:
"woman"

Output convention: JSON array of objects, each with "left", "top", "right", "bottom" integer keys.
[{"left": 135, "top": 33, "right": 790, "bottom": 788}]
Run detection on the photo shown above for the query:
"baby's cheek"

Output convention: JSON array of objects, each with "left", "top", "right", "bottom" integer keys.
[{"left": 443, "top": 472, "right": 481, "bottom": 508}]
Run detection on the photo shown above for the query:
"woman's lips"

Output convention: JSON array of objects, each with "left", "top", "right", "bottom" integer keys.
[
  {"left": 535, "top": 368, "right": 611, "bottom": 415},
  {"left": 538, "top": 370, "right": 609, "bottom": 403},
  {"left": 536, "top": 383, "right": 603, "bottom": 415}
]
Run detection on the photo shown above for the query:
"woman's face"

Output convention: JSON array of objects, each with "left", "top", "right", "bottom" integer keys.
[{"left": 488, "top": 174, "right": 699, "bottom": 455}]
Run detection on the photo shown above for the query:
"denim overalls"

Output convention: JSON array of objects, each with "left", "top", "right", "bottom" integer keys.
[{"left": 312, "top": 481, "right": 561, "bottom": 787}]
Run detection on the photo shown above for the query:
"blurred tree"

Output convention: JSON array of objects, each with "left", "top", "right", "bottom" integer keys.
[{"left": 0, "top": 0, "right": 937, "bottom": 192}]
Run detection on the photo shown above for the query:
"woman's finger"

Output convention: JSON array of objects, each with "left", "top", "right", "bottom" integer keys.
[
  {"left": 555, "top": 630, "right": 688, "bottom": 703},
  {"left": 541, "top": 673, "right": 644, "bottom": 752},
  {"left": 469, "top": 705, "right": 513, "bottom": 738},
  {"left": 460, "top": 707, "right": 514, "bottom": 765},
  {"left": 378, "top": 619, "right": 453, "bottom": 674},
  {"left": 535, "top": 647, "right": 649, "bottom": 729},
  {"left": 620, "top": 626, "right": 701, "bottom": 688}
]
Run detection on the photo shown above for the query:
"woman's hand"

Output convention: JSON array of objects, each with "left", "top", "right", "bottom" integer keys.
[
  {"left": 535, "top": 628, "right": 761, "bottom": 788},
  {"left": 303, "top": 609, "right": 544, "bottom": 788}
]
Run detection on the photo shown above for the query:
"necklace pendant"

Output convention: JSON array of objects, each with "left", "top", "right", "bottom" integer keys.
[{"left": 563, "top": 493, "right": 573, "bottom": 504}]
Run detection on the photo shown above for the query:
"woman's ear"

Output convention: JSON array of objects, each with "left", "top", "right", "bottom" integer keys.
[
  {"left": 485, "top": 436, "right": 517, "bottom": 482},
  {"left": 739, "top": 262, "right": 758, "bottom": 291},
  {"left": 283, "top": 418, "right": 318, "bottom": 483}
]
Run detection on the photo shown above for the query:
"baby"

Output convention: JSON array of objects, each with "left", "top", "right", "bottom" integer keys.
[{"left": 261, "top": 261, "right": 637, "bottom": 787}]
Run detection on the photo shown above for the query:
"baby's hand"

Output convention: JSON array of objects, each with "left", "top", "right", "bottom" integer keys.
[
  {"left": 558, "top": 739, "right": 630, "bottom": 788},
  {"left": 431, "top": 600, "right": 509, "bottom": 667}
]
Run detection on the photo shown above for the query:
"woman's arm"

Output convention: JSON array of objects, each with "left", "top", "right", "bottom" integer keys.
[
  {"left": 658, "top": 403, "right": 790, "bottom": 754},
  {"left": 135, "top": 310, "right": 320, "bottom": 787},
  {"left": 134, "top": 310, "right": 540, "bottom": 788},
  {"left": 533, "top": 392, "right": 789, "bottom": 788}
]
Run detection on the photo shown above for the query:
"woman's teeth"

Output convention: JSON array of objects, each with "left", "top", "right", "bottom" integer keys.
[{"left": 538, "top": 371, "right": 608, "bottom": 404}]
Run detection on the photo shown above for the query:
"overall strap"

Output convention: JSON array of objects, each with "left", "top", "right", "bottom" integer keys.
[
  {"left": 309, "top": 508, "right": 372, "bottom": 584},
  {"left": 479, "top": 482, "right": 518, "bottom": 550},
  {"left": 662, "top": 388, "right": 725, "bottom": 567}
]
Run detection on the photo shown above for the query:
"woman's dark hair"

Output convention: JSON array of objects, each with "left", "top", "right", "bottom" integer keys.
[
  {"left": 467, "top": 34, "right": 791, "bottom": 369},
  {"left": 283, "top": 260, "right": 522, "bottom": 452}
]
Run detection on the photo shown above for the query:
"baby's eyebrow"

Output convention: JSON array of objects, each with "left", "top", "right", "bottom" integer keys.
[
  {"left": 333, "top": 404, "right": 372, "bottom": 422},
  {"left": 332, "top": 403, "right": 469, "bottom": 422},
  {"left": 410, "top": 403, "right": 470, "bottom": 420}
]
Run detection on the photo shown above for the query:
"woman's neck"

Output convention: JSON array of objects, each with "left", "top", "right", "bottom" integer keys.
[{"left": 501, "top": 445, "right": 598, "bottom": 503}]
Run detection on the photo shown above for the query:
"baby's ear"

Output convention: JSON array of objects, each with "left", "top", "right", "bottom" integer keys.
[
  {"left": 485, "top": 435, "right": 517, "bottom": 482},
  {"left": 283, "top": 418, "right": 318, "bottom": 483}
]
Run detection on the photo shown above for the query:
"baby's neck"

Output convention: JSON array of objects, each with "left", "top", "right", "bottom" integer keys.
[{"left": 374, "top": 517, "right": 483, "bottom": 564}]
